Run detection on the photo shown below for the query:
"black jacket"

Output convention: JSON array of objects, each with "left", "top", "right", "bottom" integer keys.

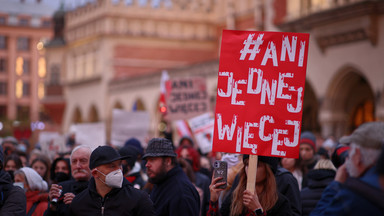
[
  {"left": 195, "top": 171, "right": 210, "bottom": 215},
  {"left": 44, "top": 179, "right": 89, "bottom": 216},
  {"left": 275, "top": 167, "right": 302, "bottom": 216},
  {"left": 150, "top": 166, "right": 200, "bottom": 216},
  {"left": 69, "top": 177, "right": 154, "bottom": 216},
  {"left": 300, "top": 169, "right": 335, "bottom": 216},
  {"left": 0, "top": 170, "right": 26, "bottom": 216}
]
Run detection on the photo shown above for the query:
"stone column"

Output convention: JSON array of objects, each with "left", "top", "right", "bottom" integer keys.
[
  {"left": 319, "top": 108, "right": 349, "bottom": 139},
  {"left": 7, "top": 36, "right": 16, "bottom": 120}
]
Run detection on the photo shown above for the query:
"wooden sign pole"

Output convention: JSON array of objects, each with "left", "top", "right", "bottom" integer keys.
[{"left": 246, "top": 155, "right": 258, "bottom": 194}]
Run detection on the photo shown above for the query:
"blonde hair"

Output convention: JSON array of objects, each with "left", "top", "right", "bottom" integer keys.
[
  {"left": 314, "top": 159, "right": 336, "bottom": 171},
  {"left": 230, "top": 161, "right": 278, "bottom": 215}
]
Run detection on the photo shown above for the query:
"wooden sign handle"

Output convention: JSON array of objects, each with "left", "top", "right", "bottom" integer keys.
[{"left": 246, "top": 155, "right": 258, "bottom": 194}]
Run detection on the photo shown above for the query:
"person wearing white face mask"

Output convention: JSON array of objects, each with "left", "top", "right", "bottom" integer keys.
[{"left": 68, "top": 145, "right": 154, "bottom": 216}]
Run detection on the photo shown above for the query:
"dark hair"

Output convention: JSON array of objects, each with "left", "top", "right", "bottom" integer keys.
[
  {"left": 50, "top": 157, "right": 71, "bottom": 181},
  {"left": 4, "top": 154, "right": 23, "bottom": 170},
  {"left": 31, "top": 155, "right": 51, "bottom": 182},
  {"left": 176, "top": 146, "right": 201, "bottom": 172},
  {"left": 178, "top": 158, "right": 196, "bottom": 183}
]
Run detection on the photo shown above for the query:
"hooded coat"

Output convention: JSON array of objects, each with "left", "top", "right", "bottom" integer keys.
[
  {"left": 300, "top": 169, "right": 335, "bottom": 216},
  {"left": 0, "top": 170, "right": 26, "bottom": 215}
]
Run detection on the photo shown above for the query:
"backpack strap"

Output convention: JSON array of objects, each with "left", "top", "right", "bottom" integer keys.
[
  {"left": 343, "top": 177, "right": 384, "bottom": 210},
  {"left": 26, "top": 201, "right": 40, "bottom": 216}
]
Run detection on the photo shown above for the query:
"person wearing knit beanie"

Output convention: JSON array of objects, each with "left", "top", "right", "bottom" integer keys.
[
  {"left": 300, "top": 131, "right": 318, "bottom": 170},
  {"left": 16, "top": 167, "right": 48, "bottom": 192},
  {"left": 14, "top": 167, "right": 49, "bottom": 216}
]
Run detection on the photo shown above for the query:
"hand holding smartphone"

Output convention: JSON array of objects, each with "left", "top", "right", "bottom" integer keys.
[{"left": 213, "top": 160, "right": 228, "bottom": 189}]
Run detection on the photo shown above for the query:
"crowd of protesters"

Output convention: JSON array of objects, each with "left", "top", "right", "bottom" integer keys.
[{"left": 0, "top": 121, "right": 384, "bottom": 215}]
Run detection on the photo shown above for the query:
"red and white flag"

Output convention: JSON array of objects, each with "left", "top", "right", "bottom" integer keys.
[
  {"left": 159, "top": 70, "right": 169, "bottom": 113},
  {"left": 176, "top": 120, "right": 192, "bottom": 138}
]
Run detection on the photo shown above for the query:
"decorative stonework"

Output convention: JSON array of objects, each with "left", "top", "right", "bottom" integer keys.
[
  {"left": 278, "top": 1, "right": 383, "bottom": 52},
  {"left": 65, "top": 0, "right": 223, "bottom": 43},
  {"left": 314, "top": 15, "right": 378, "bottom": 52}
]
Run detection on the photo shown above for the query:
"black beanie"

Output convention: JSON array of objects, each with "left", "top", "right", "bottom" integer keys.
[{"left": 243, "top": 154, "right": 278, "bottom": 174}]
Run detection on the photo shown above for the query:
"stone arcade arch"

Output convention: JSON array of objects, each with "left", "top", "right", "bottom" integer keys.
[
  {"left": 72, "top": 107, "right": 83, "bottom": 124},
  {"left": 319, "top": 66, "right": 375, "bottom": 138},
  {"left": 302, "top": 80, "right": 320, "bottom": 132},
  {"left": 132, "top": 98, "right": 146, "bottom": 111},
  {"left": 88, "top": 105, "right": 99, "bottom": 122},
  {"left": 113, "top": 101, "right": 124, "bottom": 110}
]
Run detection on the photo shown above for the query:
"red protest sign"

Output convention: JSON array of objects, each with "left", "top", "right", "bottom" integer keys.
[{"left": 213, "top": 30, "right": 310, "bottom": 158}]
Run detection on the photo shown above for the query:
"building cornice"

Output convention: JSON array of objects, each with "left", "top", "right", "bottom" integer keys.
[
  {"left": 278, "top": 1, "right": 384, "bottom": 52},
  {"left": 65, "top": 75, "right": 102, "bottom": 87},
  {"left": 108, "top": 59, "right": 219, "bottom": 93}
]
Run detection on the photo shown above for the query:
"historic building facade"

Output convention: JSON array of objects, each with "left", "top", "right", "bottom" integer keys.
[
  {"left": 0, "top": 0, "right": 55, "bottom": 136},
  {"left": 50, "top": 0, "right": 384, "bottom": 141}
]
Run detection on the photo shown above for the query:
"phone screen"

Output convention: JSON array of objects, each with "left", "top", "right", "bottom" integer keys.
[{"left": 213, "top": 160, "right": 228, "bottom": 189}]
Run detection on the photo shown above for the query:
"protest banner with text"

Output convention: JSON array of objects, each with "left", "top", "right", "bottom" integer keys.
[
  {"left": 188, "top": 113, "right": 215, "bottom": 154},
  {"left": 213, "top": 30, "right": 309, "bottom": 158},
  {"left": 165, "top": 77, "right": 210, "bottom": 121}
]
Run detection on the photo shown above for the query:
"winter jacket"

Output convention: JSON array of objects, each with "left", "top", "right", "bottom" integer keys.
[
  {"left": 69, "top": 177, "right": 154, "bottom": 216},
  {"left": 44, "top": 179, "right": 89, "bottom": 216},
  {"left": 150, "top": 166, "right": 200, "bottom": 216},
  {"left": 275, "top": 167, "right": 301, "bottom": 216},
  {"left": 0, "top": 170, "right": 26, "bottom": 216},
  {"left": 300, "top": 169, "right": 335, "bottom": 216},
  {"left": 26, "top": 190, "right": 49, "bottom": 216},
  {"left": 310, "top": 167, "right": 384, "bottom": 216},
  {"left": 196, "top": 171, "right": 211, "bottom": 216}
]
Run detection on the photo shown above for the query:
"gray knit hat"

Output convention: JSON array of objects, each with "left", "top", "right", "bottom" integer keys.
[
  {"left": 339, "top": 121, "right": 384, "bottom": 149},
  {"left": 143, "top": 138, "right": 176, "bottom": 159}
]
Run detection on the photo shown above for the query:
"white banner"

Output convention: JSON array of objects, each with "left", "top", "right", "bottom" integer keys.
[
  {"left": 73, "top": 122, "right": 106, "bottom": 150},
  {"left": 39, "top": 132, "right": 67, "bottom": 159},
  {"left": 111, "top": 109, "right": 150, "bottom": 148}
]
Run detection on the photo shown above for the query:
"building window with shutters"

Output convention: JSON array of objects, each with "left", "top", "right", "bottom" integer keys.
[
  {"left": 0, "top": 35, "right": 6, "bottom": 50},
  {"left": 0, "top": 58, "right": 6, "bottom": 73},
  {"left": 0, "top": 105, "right": 7, "bottom": 119},
  {"left": 22, "top": 82, "right": 30, "bottom": 97},
  {"left": 0, "top": 82, "right": 7, "bottom": 95},
  {"left": 17, "top": 37, "right": 30, "bottom": 51}
]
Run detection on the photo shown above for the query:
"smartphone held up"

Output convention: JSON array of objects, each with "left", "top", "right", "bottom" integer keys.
[{"left": 213, "top": 160, "right": 228, "bottom": 189}]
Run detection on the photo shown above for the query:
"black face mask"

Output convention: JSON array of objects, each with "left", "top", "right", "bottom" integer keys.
[
  {"left": 7, "top": 170, "right": 14, "bottom": 181},
  {"left": 55, "top": 172, "right": 70, "bottom": 183}
]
